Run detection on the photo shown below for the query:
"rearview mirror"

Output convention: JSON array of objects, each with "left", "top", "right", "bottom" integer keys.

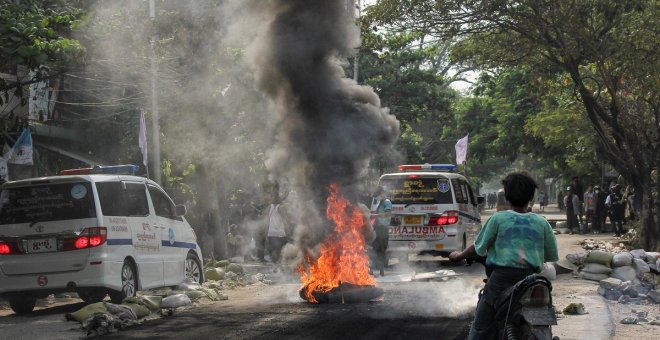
[
  {"left": 174, "top": 204, "right": 187, "bottom": 217},
  {"left": 477, "top": 196, "right": 485, "bottom": 205}
]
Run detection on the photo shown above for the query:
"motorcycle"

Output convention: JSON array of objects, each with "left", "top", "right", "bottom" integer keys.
[{"left": 466, "top": 256, "right": 557, "bottom": 340}]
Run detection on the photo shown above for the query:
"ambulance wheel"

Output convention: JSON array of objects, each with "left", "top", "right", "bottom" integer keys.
[
  {"left": 110, "top": 260, "right": 137, "bottom": 304},
  {"left": 9, "top": 294, "right": 36, "bottom": 314},
  {"left": 185, "top": 253, "right": 203, "bottom": 284},
  {"left": 78, "top": 289, "right": 107, "bottom": 303}
]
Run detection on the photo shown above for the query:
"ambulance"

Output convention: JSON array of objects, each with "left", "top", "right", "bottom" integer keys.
[
  {"left": 372, "top": 164, "right": 483, "bottom": 259},
  {"left": 0, "top": 165, "right": 203, "bottom": 314}
]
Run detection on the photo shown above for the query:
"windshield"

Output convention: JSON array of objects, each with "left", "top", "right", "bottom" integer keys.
[
  {"left": 0, "top": 182, "right": 96, "bottom": 225},
  {"left": 379, "top": 177, "right": 454, "bottom": 205}
]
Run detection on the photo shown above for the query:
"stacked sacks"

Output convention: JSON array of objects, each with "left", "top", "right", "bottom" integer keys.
[
  {"left": 202, "top": 257, "right": 252, "bottom": 290},
  {"left": 610, "top": 252, "right": 638, "bottom": 283},
  {"left": 579, "top": 251, "right": 614, "bottom": 281},
  {"left": 576, "top": 248, "right": 660, "bottom": 303}
]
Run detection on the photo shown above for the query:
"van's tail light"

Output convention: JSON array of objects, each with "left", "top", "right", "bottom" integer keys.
[
  {"left": 520, "top": 284, "right": 551, "bottom": 307},
  {"left": 0, "top": 241, "right": 21, "bottom": 255},
  {"left": 64, "top": 227, "right": 107, "bottom": 251},
  {"left": 428, "top": 211, "right": 459, "bottom": 226}
]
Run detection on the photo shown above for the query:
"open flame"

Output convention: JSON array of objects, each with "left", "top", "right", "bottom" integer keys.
[{"left": 297, "top": 184, "right": 375, "bottom": 303}]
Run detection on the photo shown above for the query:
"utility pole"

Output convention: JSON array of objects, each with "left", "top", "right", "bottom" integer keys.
[
  {"left": 353, "top": 0, "right": 360, "bottom": 82},
  {"left": 149, "top": 0, "right": 161, "bottom": 184}
]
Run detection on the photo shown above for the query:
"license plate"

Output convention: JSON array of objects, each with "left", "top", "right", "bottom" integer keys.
[
  {"left": 403, "top": 215, "right": 422, "bottom": 224},
  {"left": 435, "top": 243, "right": 444, "bottom": 250},
  {"left": 27, "top": 238, "right": 57, "bottom": 253},
  {"left": 521, "top": 307, "right": 557, "bottom": 326}
]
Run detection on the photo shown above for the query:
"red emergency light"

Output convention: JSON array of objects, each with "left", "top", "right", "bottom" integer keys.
[{"left": 398, "top": 164, "right": 457, "bottom": 172}]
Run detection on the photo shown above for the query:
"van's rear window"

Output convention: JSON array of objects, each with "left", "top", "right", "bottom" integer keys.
[
  {"left": 0, "top": 182, "right": 96, "bottom": 224},
  {"left": 379, "top": 177, "right": 454, "bottom": 205},
  {"left": 96, "top": 182, "right": 149, "bottom": 216}
]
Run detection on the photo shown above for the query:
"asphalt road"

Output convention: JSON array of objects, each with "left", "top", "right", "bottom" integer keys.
[
  {"left": 0, "top": 261, "right": 484, "bottom": 340},
  {"left": 102, "top": 282, "right": 476, "bottom": 340}
]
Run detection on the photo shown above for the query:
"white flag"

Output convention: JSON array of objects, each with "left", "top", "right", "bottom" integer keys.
[
  {"left": 7, "top": 128, "right": 33, "bottom": 165},
  {"left": 139, "top": 111, "right": 148, "bottom": 166},
  {"left": 0, "top": 157, "right": 8, "bottom": 182},
  {"left": 455, "top": 134, "right": 469, "bottom": 165}
]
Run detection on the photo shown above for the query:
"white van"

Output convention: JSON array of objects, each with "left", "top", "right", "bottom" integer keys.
[
  {"left": 372, "top": 164, "right": 483, "bottom": 259},
  {"left": 0, "top": 165, "right": 203, "bottom": 314}
]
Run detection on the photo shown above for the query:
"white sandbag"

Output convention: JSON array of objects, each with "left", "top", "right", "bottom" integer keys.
[
  {"left": 610, "top": 266, "right": 637, "bottom": 282},
  {"left": 582, "top": 263, "right": 613, "bottom": 275},
  {"left": 644, "top": 252, "right": 659, "bottom": 262},
  {"left": 632, "top": 258, "right": 650, "bottom": 276},
  {"left": 581, "top": 272, "right": 609, "bottom": 281},
  {"left": 176, "top": 280, "right": 202, "bottom": 291},
  {"left": 611, "top": 252, "right": 634, "bottom": 267},
  {"left": 540, "top": 263, "right": 556, "bottom": 280},
  {"left": 629, "top": 249, "right": 646, "bottom": 259},
  {"left": 566, "top": 253, "right": 587, "bottom": 266},
  {"left": 161, "top": 294, "right": 192, "bottom": 308}
]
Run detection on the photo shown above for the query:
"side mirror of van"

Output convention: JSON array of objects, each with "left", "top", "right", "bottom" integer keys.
[
  {"left": 477, "top": 196, "right": 485, "bottom": 205},
  {"left": 174, "top": 204, "right": 187, "bottom": 217}
]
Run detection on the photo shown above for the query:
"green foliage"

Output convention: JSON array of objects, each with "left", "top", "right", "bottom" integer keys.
[
  {"left": 0, "top": 0, "right": 85, "bottom": 72},
  {"left": 367, "top": 0, "right": 659, "bottom": 248},
  {"left": 354, "top": 19, "right": 458, "bottom": 164},
  {"left": 162, "top": 159, "right": 196, "bottom": 204}
]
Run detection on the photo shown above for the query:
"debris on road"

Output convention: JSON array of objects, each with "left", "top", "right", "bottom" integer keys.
[
  {"left": 161, "top": 294, "right": 192, "bottom": 309},
  {"left": 57, "top": 259, "right": 268, "bottom": 336},
  {"left": 562, "top": 302, "right": 588, "bottom": 315}
]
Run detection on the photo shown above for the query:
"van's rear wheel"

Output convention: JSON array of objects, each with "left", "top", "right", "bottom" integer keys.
[
  {"left": 8, "top": 294, "right": 37, "bottom": 314},
  {"left": 78, "top": 289, "right": 107, "bottom": 303},
  {"left": 109, "top": 260, "right": 137, "bottom": 304},
  {"left": 185, "top": 253, "right": 203, "bottom": 284}
]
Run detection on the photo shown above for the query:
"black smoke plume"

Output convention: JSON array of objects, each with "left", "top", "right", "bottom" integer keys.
[{"left": 245, "top": 0, "right": 400, "bottom": 259}]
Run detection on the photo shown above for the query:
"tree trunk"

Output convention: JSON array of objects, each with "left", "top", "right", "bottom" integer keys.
[
  {"left": 640, "top": 171, "right": 660, "bottom": 250},
  {"left": 211, "top": 184, "right": 228, "bottom": 259}
]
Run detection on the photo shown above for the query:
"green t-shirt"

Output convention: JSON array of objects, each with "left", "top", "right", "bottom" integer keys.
[{"left": 474, "top": 210, "right": 559, "bottom": 272}]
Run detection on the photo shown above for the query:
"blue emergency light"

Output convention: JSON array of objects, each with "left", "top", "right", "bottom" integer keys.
[
  {"left": 59, "top": 164, "right": 140, "bottom": 176},
  {"left": 398, "top": 164, "right": 457, "bottom": 172}
]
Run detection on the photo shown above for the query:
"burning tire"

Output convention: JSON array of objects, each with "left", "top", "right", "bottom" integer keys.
[{"left": 299, "top": 283, "right": 384, "bottom": 304}]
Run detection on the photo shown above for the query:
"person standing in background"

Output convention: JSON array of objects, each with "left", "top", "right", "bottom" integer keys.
[
  {"left": 371, "top": 186, "right": 392, "bottom": 277},
  {"left": 266, "top": 189, "right": 288, "bottom": 264},
  {"left": 564, "top": 186, "right": 580, "bottom": 234},
  {"left": 593, "top": 186, "right": 606, "bottom": 234},
  {"left": 571, "top": 176, "right": 585, "bottom": 227},
  {"left": 583, "top": 186, "right": 596, "bottom": 233},
  {"left": 606, "top": 184, "right": 625, "bottom": 237}
]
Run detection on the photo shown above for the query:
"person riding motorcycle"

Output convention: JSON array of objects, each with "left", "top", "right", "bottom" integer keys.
[{"left": 449, "top": 172, "right": 559, "bottom": 340}]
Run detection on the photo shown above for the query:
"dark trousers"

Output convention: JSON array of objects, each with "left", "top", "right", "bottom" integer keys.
[
  {"left": 372, "top": 225, "right": 389, "bottom": 274},
  {"left": 593, "top": 210, "right": 604, "bottom": 232},
  {"left": 267, "top": 236, "right": 287, "bottom": 263},
  {"left": 585, "top": 210, "right": 595, "bottom": 232},
  {"left": 468, "top": 267, "right": 534, "bottom": 340},
  {"left": 612, "top": 218, "right": 624, "bottom": 236}
]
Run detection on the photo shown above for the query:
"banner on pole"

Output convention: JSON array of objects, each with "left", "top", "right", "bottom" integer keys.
[
  {"left": 455, "top": 134, "right": 469, "bottom": 165},
  {"left": 7, "top": 128, "right": 33, "bottom": 165},
  {"left": 139, "top": 110, "right": 148, "bottom": 166}
]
